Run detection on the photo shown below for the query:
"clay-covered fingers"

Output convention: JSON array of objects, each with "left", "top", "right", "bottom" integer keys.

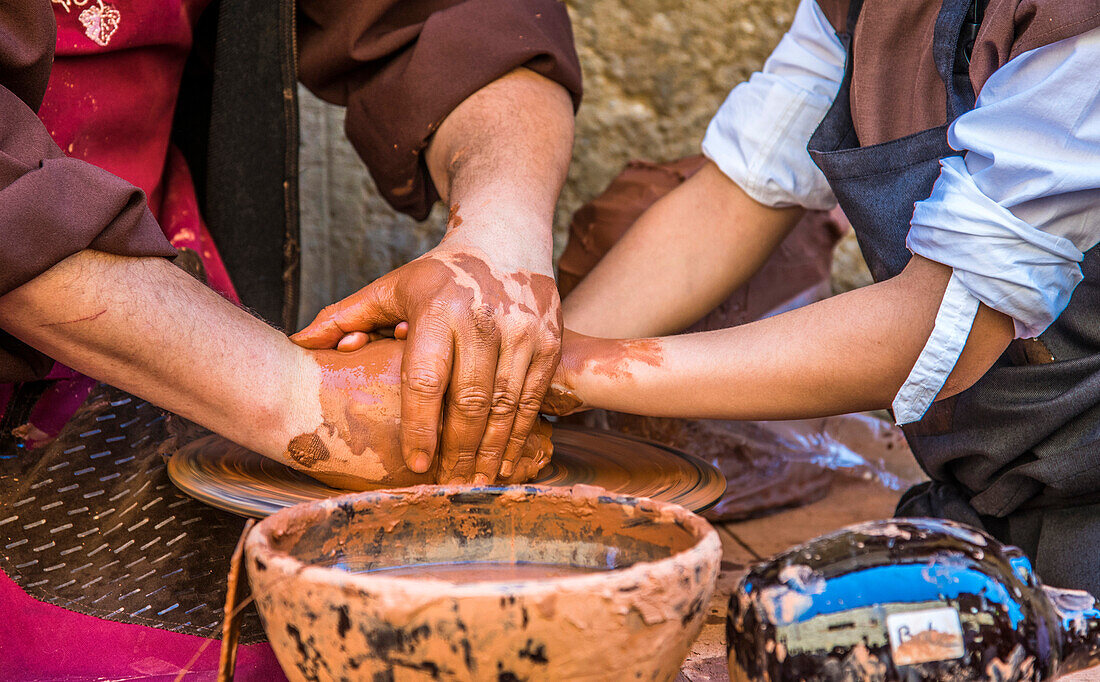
[
  {"left": 335, "top": 325, "right": 407, "bottom": 352},
  {"left": 399, "top": 315, "right": 456, "bottom": 474},
  {"left": 290, "top": 278, "right": 399, "bottom": 349},
  {"left": 336, "top": 332, "right": 370, "bottom": 352},
  {"left": 498, "top": 335, "right": 561, "bottom": 479},
  {"left": 499, "top": 418, "right": 554, "bottom": 483},
  {"left": 469, "top": 338, "right": 532, "bottom": 483},
  {"left": 435, "top": 305, "right": 501, "bottom": 484}
]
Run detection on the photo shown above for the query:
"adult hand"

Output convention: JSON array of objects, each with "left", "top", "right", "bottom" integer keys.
[
  {"left": 291, "top": 239, "right": 562, "bottom": 485},
  {"left": 295, "top": 68, "right": 574, "bottom": 484}
]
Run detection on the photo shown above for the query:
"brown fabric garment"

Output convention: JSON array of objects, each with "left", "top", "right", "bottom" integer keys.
[
  {"left": 816, "top": 0, "right": 850, "bottom": 41},
  {"left": 971, "top": 0, "right": 1100, "bottom": 93},
  {"left": 0, "top": 0, "right": 582, "bottom": 381},
  {"left": 298, "top": 0, "right": 583, "bottom": 219},
  {"left": 817, "top": 0, "right": 1100, "bottom": 146},
  {"left": 0, "top": 2, "right": 177, "bottom": 382},
  {"left": 850, "top": 1, "right": 944, "bottom": 146},
  {"left": 0, "top": 0, "right": 54, "bottom": 112}
]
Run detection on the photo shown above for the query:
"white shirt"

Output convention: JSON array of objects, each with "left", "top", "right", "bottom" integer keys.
[{"left": 701, "top": 0, "right": 1100, "bottom": 425}]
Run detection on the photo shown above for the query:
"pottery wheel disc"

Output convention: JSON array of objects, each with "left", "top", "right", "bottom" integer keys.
[{"left": 167, "top": 424, "right": 725, "bottom": 517}]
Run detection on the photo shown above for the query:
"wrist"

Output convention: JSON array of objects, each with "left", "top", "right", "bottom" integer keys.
[
  {"left": 544, "top": 332, "right": 605, "bottom": 415},
  {"left": 253, "top": 346, "right": 324, "bottom": 460},
  {"left": 439, "top": 199, "right": 554, "bottom": 273},
  {"left": 548, "top": 333, "right": 666, "bottom": 416}
]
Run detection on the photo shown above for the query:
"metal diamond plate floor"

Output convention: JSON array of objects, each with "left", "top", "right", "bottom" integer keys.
[{"left": 0, "top": 385, "right": 265, "bottom": 643}]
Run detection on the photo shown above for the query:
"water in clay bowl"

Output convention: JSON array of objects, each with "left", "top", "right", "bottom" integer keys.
[{"left": 245, "top": 484, "right": 722, "bottom": 681}]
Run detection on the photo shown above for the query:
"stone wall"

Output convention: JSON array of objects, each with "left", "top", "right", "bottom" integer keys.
[{"left": 297, "top": 0, "right": 870, "bottom": 327}]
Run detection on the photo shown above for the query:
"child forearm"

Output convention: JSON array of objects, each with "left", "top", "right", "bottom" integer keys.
[
  {"left": 553, "top": 256, "right": 1014, "bottom": 421},
  {"left": 563, "top": 162, "right": 804, "bottom": 339}
]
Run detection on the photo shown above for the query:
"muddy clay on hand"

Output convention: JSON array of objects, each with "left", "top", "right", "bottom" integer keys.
[
  {"left": 543, "top": 334, "right": 665, "bottom": 416},
  {"left": 283, "top": 340, "right": 553, "bottom": 489},
  {"left": 246, "top": 484, "right": 721, "bottom": 682}
]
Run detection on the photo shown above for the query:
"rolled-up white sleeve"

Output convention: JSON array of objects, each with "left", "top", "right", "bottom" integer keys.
[
  {"left": 893, "top": 26, "right": 1100, "bottom": 424},
  {"left": 701, "top": 0, "right": 844, "bottom": 210}
]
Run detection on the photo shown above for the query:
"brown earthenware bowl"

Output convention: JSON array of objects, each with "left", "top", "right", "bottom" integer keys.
[{"left": 245, "top": 484, "right": 721, "bottom": 682}]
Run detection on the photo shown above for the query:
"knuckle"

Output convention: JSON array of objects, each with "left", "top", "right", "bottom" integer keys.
[
  {"left": 450, "top": 387, "right": 493, "bottom": 414},
  {"left": 499, "top": 332, "right": 526, "bottom": 352},
  {"left": 476, "top": 451, "right": 503, "bottom": 468},
  {"left": 505, "top": 432, "right": 530, "bottom": 452},
  {"left": 446, "top": 452, "right": 477, "bottom": 467},
  {"left": 517, "top": 394, "right": 545, "bottom": 415},
  {"left": 489, "top": 392, "right": 519, "bottom": 417},
  {"left": 537, "top": 330, "right": 562, "bottom": 354},
  {"left": 413, "top": 320, "right": 453, "bottom": 344},
  {"left": 402, "top": 422, "right": 438, "bottom": 440},
  {"left": 441, "top": 453, "right": 477, "bottom": 477},
  {"left": 423, "top": 297, "right": 463, "bottom": 320},
  {"left": 539, "top": 331, "right": 563, "bottom": 351},
  {"left": 470, "top": 304, "right": 498, "bottom": 336},
  {"left": 404, "top": 368, "right": 446, "bottom": 396}
]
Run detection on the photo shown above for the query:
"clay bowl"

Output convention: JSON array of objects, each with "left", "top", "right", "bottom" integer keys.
[{"left": 245, "top": 484, "right": 721, "bottom": 681}]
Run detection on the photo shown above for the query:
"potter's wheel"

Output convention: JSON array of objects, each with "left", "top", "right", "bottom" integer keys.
[{"left": 167, "top": 424, "right": 725, "bottom": 517}]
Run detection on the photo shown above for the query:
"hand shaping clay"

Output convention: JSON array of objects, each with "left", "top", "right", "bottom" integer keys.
[{"left": 283, "top": 340, "right": 553, "bottom": 489}]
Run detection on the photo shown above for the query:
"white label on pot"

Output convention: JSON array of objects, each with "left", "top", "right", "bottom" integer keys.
[{"left": 886, "top": 607, "right": 965, "bottom": 666}]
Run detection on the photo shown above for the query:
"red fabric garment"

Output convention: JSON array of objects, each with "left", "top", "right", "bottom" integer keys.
[
  {"left": 0, "top": 565, "right": 286, "bottom": 681},
  {"left": 41, "top": 0, "right": 236, "bottom": 303},
  {"left": 6, "top": 0, "right": 241, "bottom": 447}
]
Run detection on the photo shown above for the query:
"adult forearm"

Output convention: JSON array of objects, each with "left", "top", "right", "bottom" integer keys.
[
  {"left": 560, "top": 256, "right": 1014, "bottom": 420},
  {"left": 0, "top": 251, "right": 318, "bottom": 457},
  {"left": 425, "top": 67, "right": 574, "bottom": 265},
  {"left": 562, "top": 162, "right": 804, "bottom": 338}
]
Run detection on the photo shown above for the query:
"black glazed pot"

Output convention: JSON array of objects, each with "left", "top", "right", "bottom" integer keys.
[{"left": 727, "top": 518, "right": 1100, "bottom": 681}]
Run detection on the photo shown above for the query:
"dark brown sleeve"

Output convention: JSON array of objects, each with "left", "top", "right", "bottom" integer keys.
[
  {"left": 0, "top": 0, "right": 56, "bottom": 112},
  {"left": 0, "top": 86, "right": 177, "bottom": 297},
  {"left": 298, "top": 0, "right": 583, "bottom": 219},
  {"left": 0, "top": 4, "right": 177, "bottom": 380},
  {"left": 969, "top": 0, "right": 1100, "bottom": 95}
]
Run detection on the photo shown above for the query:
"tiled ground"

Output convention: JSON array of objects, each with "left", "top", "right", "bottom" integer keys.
[{"left": 678, "top": 454, "right": 1100, "bottom": 681}]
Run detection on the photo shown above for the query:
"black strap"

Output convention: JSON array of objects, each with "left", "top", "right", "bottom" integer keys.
[
  {"left": 950, "top": 0, "right": 989, "bottom": 116},
  {"left": 843, "top": 0, "right": 864, "bottom": 37},
  {"left": 201, "top": 0, "right": 300, "bottom": 331},
  {"left": 962, "top": 0, "right": 990, "bottom": 62},
  {"left": 934, "top": 0, "right": 982, "bottom": 121}
]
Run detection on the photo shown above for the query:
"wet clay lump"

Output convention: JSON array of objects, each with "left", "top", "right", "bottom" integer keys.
[{"left": 283, "top": 340, "right": 554, "bottom": 488}]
